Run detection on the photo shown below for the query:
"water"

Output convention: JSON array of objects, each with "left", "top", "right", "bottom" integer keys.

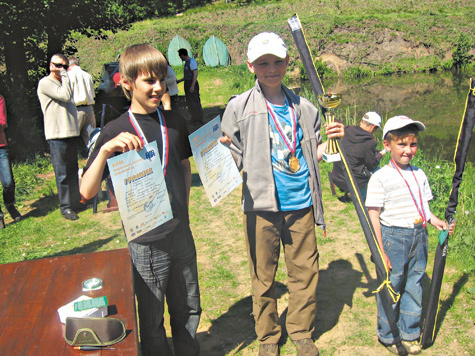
[{"left": 299, "top": 72, "right": 475, "bottom": 162}]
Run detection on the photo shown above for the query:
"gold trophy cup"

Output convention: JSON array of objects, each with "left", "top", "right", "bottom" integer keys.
[{"left": 317, "top": 93, "right": 342, "bottom": 162}]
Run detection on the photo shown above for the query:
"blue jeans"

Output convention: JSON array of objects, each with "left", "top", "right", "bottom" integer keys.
[
  {"left": 128, "top": 223, "right": 201, "bottom": 356},
  {"left": 377, "top": 224, "right": 428, "bottom": 344},
  {"left": 0, "top": 147, "right": 16, "bottom": 209},
  {"left": 48, "top": 138, "right": 80, "bottom": 213}
]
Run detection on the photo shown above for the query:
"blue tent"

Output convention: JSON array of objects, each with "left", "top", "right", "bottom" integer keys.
[
  {"left": 203, "top": 35, "right": 231, "bottom": 67},
  {"left": 167, "top": 34, "right": 193, "bottom": 66}
]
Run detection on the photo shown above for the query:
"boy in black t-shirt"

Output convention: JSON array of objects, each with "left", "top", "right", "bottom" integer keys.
[{"left": 81, "top": 44, "right": 200, "bottom": 356}]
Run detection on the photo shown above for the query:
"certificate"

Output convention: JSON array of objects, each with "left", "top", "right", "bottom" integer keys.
[
  {"left": 189, "top": 115, "right": 242, "bottom": 207},
  {"left": 107, "top": 141, "right": 173, "bottom": 241}
]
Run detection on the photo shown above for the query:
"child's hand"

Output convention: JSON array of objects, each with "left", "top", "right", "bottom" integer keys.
[
  {"left": 448, "top": 221, "right": 456, "bottom": 236},
  {"left": 103, "top": 132, "right": 143, "bottom": 155},
  {"left": 324, "top": 121, "right": 345, "bottom": 139},
  {"left": 429, "top": 213, "right": 456, "bottom": 235},
  {"left": 219, "top": 134, "right": 231, "bottom": 146},
  {"left": 382, "top": 251, "right": 392, "bottom": 270}
]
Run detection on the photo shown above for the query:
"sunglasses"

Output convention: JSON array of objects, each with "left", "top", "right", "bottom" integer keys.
[{"left": 52, "top": 62, "right": 69, "bottom": 70}]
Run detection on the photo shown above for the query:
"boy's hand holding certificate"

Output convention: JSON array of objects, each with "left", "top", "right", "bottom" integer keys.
[
  {"left": 107, "top": 141, "right": 173, "bottom": 241},
  {"left": 189, "top": 116, "right": 242, "bottom": 206}
]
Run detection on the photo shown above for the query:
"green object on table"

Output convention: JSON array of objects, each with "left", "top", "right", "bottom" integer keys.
[{"left": 74, "top": 296, "right": 108, "bottom": 312}]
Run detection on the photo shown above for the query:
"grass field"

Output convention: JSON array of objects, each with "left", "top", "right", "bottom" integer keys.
[
  {"left": 1, "top": 148, "right": 473, "bottom": 355},
  {"left": 1, "top": 36, "right": 474, "bottom": 354}
]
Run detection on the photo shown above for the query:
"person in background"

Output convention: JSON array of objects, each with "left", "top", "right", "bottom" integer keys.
[
  {"left": 37, "top": 54, "right": 81, "bottom": 221},
  {"left": 0, "top": 94, "right": 22, "bottom": 228},
  {"left": 220, "top": 32, "right": 344, "bottom": 356},
  {"left": 80, "top": 44, "right": 201, "bottom": 356},
  {"left": 366, "top": 115, "right": 455, "bottom": 356},
  {"left": 162, "top": 58, "right": 179, "bottom": 110},
  {"left": 177, "top": 48, "right": 204, "bottom": 125},
  {"left": 330, "top": 111, "right": 386, "bottom": 200},
  {"left": 68, "top": 57, "right": 96, "bottom": 147}
]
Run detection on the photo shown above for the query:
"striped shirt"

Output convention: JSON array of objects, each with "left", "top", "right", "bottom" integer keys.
[{"left": 365, "top": 164, "right": 433, "bottom": 228}]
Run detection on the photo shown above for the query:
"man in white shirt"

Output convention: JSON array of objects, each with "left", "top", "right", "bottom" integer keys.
[{"left": 68, "top": 57, "right": 96, "bottom": 146}]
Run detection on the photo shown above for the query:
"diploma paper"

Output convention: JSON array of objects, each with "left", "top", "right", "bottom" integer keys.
[
  {"left": 189, "top": 116, "right": 242, "bottom": 207},
  {"left": 107, "top": 141, "right": 173, "bottom": 241}
]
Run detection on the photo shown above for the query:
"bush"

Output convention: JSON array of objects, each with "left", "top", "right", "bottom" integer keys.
[
  {"left": 453, "top": 32, "right": 472, "bottom": 68},
  {"left": 343, "top": 66, "right": 371, "bottom": 78},
  {"left": 298, "top": 58, "right": 334, "bottom": 81}
]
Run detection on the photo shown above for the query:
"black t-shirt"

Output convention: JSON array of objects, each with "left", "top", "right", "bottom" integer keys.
[
  {"left": 331, "top": 125, "right": 380, "bottom": 191},
  {"left": 84, "top": 109, "right": 192, "bottom": 240}
]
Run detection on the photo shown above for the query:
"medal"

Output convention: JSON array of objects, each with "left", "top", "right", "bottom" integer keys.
[
  {"left": 266, "top": 95, "right": 300, "bottom": 173},
  {"left": 289, "top": 154, "right": 300, "bottom": 173}
]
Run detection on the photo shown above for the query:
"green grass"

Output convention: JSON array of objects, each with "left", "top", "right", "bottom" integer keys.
[
  {"left": 1, "top": 62, "right": 474, "bottom": 355},
  {"left": 67, "top": 0, "right": 475, "bottom": 82},
  {"left": 1, "top": 146, "right": 473, "bottom": 355}
]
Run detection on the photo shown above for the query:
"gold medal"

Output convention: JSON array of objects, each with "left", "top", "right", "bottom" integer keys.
[
  {"left": 414, "top": 217, "right": 423, "bottom": 225},
  {"left": 289, "top": 155, "right": 300, "bottom": 173}
]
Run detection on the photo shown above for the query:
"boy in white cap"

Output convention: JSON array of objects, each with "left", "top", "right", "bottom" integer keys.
[
  {"left": 330, "top": 111, "right": 386, "bottom": 200},
  {"left": 365, "top": 115, "right": 454, "bottom": 355},
  {"left": 220, "top": 32, "right": 344, "bottom": 356}
]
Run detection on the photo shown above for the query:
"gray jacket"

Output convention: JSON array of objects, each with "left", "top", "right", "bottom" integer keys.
[{"left": 222, "top": 81, "right": 325, "bottom": 229}]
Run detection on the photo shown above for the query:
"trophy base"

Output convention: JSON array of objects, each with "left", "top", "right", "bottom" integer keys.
[{"left": 323, "top": 152, "right": 341, "bottom": 162}]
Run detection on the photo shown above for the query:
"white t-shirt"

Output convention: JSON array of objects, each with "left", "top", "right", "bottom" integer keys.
[
  {"left": 365, "top": 164, "right": 433, "bottom": 228},
  {"left": 165, "top": 65, "right": 179, "bottom": 96}
]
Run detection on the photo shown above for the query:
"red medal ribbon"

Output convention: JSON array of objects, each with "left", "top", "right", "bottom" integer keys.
[
  {"left": 265, "top": 97, "right": 297, "bottom": 155},
  {"left": 128, "top": 109, "right": 169, "bottom": 177},
  {"left": 390, "top": 159, "right": 427, "bottom": 227}
]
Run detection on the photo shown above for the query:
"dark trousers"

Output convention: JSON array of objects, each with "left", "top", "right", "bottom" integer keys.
[
  {"left": 128, "top": 223, "right": 201, "bottom": 356},
  {"left": 48, "top": 137, "right": 81, "bottom": 213},
  {"left": 184, "top": 80, "right": 203, "bottom": 124}
]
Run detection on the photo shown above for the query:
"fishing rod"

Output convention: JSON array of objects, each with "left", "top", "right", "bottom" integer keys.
[
  {"left": 421, "top": 77, "right": 474, "bottom": 347},
  {"left": 287, "top": 14, "right": 401, "bottom": 342}
]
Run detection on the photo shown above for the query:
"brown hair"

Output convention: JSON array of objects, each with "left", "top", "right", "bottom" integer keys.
[
  {"left": 385, "top": 124, "right": 420, "bottom": 142},
  {"left": 119, "top": 44, "right": 167, "bottom": 100}
]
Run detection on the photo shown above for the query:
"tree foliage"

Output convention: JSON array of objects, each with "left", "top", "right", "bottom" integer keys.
[{"left": 0, "top": 0, "right": 211, "bottom": 160}]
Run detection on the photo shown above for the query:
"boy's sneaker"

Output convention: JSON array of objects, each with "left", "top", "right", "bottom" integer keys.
[
  {"left": 402, "top": 340, "right": 422, "bottom": 355},
  {"left": 258, "top": 343, "right": 278, "bottom": 356},
  {"left": 293, "top": 338, "right": 319, "bottom": 356},
  {"left": 382, "top": 341, "right": 408, "bottom": 355}
]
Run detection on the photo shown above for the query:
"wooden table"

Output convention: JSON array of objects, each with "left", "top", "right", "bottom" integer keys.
[{"left": 0, "top": 248, "right": 139, "bottom": 355}]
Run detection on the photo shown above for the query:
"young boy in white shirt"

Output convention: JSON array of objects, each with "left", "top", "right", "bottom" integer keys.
[{"left": 366, "top": 115, "right": 454, "bottom": 355}]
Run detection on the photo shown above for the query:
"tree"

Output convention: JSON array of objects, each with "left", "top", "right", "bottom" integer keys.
[
  {"left": 0, "top": 0, "right": 131, "bottom": 158},
  {"left": 0, "top": 1, "right": 46, "bottom": 157},
  {"left": 0, "top": 0, "right": 212, "bottom": 159}
]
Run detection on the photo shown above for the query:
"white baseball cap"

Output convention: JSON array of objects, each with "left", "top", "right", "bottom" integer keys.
[
  {"left": 362, "top": 111, "right": 382, "bottom": 128},
  {"left": 247, "top": 32, "right": 287, "bottom": 63},
  {"left": 383, "top": 115, "right": 426, "bottom": 139}
]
